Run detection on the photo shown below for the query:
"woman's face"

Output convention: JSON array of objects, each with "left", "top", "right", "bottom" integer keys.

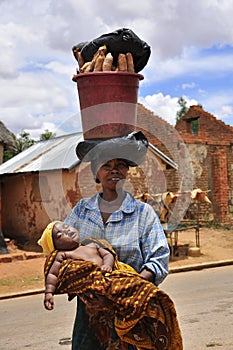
[
  {"left": 52, "top": 222, "right": 80, "bottom": 250},
  {"left": 96, "top": 159, "right": 129, "bottom": 190}
]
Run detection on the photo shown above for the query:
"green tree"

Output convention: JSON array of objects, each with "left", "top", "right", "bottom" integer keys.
[
  {"left": 3, "top": 148, "right": 15, "bottom": 162},
  {"left": 3, "top": 130, "right": 35, "bottom": 162},
  {"left": 176, "top": 97, "right": 189, "bottom": 123},
  {"left": 15, "top": 130, "right": 35, "bottom": 152},
  {"left": 3, "top": 129, "right": 56, "bottom": 162},
  {"left": 40, "top": 129, "right": 56, "bottom": 141}
]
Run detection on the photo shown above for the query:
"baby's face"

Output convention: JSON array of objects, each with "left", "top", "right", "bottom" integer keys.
[{"left": 52, "top": 222, "right": 80, "bottom": 251}]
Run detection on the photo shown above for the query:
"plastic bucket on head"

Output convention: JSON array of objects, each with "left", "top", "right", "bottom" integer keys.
[{"left": 74, "top": 71, "right": 144, "bottom": 139}]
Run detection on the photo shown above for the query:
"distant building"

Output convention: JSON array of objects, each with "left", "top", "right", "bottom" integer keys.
[
  {"left": 0, "top": 126, "right": 176, "bottom": 249},
  {"left": 0, "top": 121, "right": 15, "bottom": 253},
  {"left": 175, "top": 105, "right": 233, "bottom": 224}
]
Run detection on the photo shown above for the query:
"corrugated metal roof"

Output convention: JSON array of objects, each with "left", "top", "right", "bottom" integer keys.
[
  {"left": 0, "top": 132, "right": 83, "bottom": 174},
  {"left": 0, "top": 132, "right": 178, "bottom": 175}
]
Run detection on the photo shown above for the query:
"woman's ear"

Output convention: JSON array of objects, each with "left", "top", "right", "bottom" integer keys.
[
  {"left": 95, "top": 176, "right": 100, "bottom": 184},
  {"left": 95, "top": 169, "right": 101, "bottom": 183}
]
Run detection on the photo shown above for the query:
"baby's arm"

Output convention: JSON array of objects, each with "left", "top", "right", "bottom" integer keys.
[
  {"left": 44, "top": 252, "right": 67, "bottom": 310},
  {"left": 97, "top": 246, "right": 115, "bottom": 273}
]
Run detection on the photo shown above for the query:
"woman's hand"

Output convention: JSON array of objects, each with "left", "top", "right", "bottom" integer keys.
[{"left": 140, "top": 268, "right": 154, "bottom": 282}]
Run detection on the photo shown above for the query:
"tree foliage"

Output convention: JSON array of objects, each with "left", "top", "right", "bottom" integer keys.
[
  {"left": 3, "top": 131, "right": 35, "bottom": 162},
  {"left": 176, "top": 97, "right": 189, "bottom": 123},
  {"left": 40, "top": 129, "right": 56, "bottom": 141},
  {"left": 3, "top": 129, "right": 55, "bottom": 162},
  {"left": 14, "top": 130, "right": 35, "bottom": 152}
]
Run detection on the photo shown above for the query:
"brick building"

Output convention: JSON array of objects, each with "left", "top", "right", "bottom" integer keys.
[
  {"left": 136, "top": 103, "right": 233, "bottom": 225},
  {"left": 175, "top": 105, "right": 233, "bottom": 224}
]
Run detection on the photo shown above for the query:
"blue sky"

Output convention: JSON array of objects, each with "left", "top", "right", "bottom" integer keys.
[{"left": 0, "top": 0, "right": 233, "bottom": 139}]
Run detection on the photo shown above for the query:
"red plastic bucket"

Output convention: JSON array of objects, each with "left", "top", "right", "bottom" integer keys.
[{"left": 74, "top": 71, "right": 144, "bottom": 139}]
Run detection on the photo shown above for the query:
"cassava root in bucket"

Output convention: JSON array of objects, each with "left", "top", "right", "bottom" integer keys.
[{"left": 73, "top": 45, "right": 135, "bottom": 73}]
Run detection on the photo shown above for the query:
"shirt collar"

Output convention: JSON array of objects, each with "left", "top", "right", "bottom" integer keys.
[{"left": 84, "top": 192, "right": 136, "bottom": 214}]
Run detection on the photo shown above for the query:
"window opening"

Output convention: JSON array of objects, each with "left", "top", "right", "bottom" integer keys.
[{"left": 191, "top": 119, "right": 198, "bottom": 135}]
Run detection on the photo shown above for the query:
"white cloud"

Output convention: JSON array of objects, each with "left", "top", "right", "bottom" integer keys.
[
  {"left": 0, "top": 70, "right": 78, "bottom": 136},
  {"left": 212, "top": 105, "right": 233, "bottom": 126},
  {"left": 43, "top": 61, "right": 73, "bottom": 75},
  {"left": 147, "top": 46, "right": 233, "bottom": 84},
  {"left": 201, "top": 91, "right": 233, "bottom": 122},
  {"left": 0, "top": 0, "right": 233, "bottom": 138},
  {"left": 139, "top": 93, "right": 198, "bottom": 125},
  {"left": 182, "top": 82, "right": 196, "bottom": 90}
]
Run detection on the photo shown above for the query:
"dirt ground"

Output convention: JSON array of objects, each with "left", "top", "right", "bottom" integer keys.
[{"left": 0, "top": 227, "right": 233, "bottom": 296}]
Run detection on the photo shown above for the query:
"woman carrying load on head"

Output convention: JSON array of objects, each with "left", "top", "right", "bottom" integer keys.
[{"left": 63, "top": 131, "right": 181, "bottom": 349}]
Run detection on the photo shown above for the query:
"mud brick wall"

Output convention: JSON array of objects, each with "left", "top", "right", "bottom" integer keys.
[
  {"left": 210, "top": 148, "right": 229, "bottom": 223},
  {"left": 137, "top": 103, "right": 181, "bottom": 192},
  {"left": 176, "top": 105, "right": 233, "bottom": 143},
  {"left": 175, "top": 105, "right": 233, "bottom": 224},
  {"left": 137, "top": 104, "right": 233, "bottom": 224},
  {"left": 228, "top": 147, "right": 233, "bottom": 216}
]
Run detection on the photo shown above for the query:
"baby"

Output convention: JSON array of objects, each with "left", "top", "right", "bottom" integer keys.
[
  {"left": 38, "top": 221, "right": 115, "bottom": 310},
  {"left": 38, "top": 222, "right": 182, "bottom": 349}
]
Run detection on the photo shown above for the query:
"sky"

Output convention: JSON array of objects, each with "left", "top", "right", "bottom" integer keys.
[{"left": 1, "top": 0, "right": 233, "bottom": 140}]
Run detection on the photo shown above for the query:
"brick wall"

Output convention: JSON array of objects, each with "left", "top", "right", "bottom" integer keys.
[
  {"left": 176, "top": 105, "right": 233, "bottom": 224},
  {"left": 136, "top": 104, "right": 233, "bottom": 224},
  {"left": 211, "top": 149, "right": 229, "bottom": 223},
  {"left": 228, "top": 146, "right": 233, "bottom": 217}
]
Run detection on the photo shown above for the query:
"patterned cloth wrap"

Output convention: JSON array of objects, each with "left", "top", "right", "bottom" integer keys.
[{"left": 44, "top": 238, "right": 183, "bottom": 350}]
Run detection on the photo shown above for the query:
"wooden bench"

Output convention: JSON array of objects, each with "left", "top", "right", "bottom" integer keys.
[{"left": 164, "top": 224, "right": 200, "bottom": 260}]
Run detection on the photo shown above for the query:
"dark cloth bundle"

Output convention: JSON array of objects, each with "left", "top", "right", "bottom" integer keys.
[
  {"left": 76, "top": 130, "right": 149, "bottom": 171},
  {"left": 72, "top": 28, "right": 151, "bottom": 73}
]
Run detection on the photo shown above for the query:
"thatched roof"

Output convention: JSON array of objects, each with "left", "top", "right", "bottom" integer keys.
[{"left": 0, "top": 121, "right": 15, "bottom": 148}]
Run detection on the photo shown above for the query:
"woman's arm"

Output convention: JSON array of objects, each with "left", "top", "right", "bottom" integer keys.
[{"left": 139, "top": 203, "right": 170, "bottom": 286}]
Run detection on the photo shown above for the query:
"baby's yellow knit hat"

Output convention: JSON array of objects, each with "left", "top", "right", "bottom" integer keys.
[{"left": 37, "top": 221, "right": 61, "bottom": 255}]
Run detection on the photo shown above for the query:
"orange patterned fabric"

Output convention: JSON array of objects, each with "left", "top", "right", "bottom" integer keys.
[{"left": 44, "top": 240, "right": 183, "bottom": 350}]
